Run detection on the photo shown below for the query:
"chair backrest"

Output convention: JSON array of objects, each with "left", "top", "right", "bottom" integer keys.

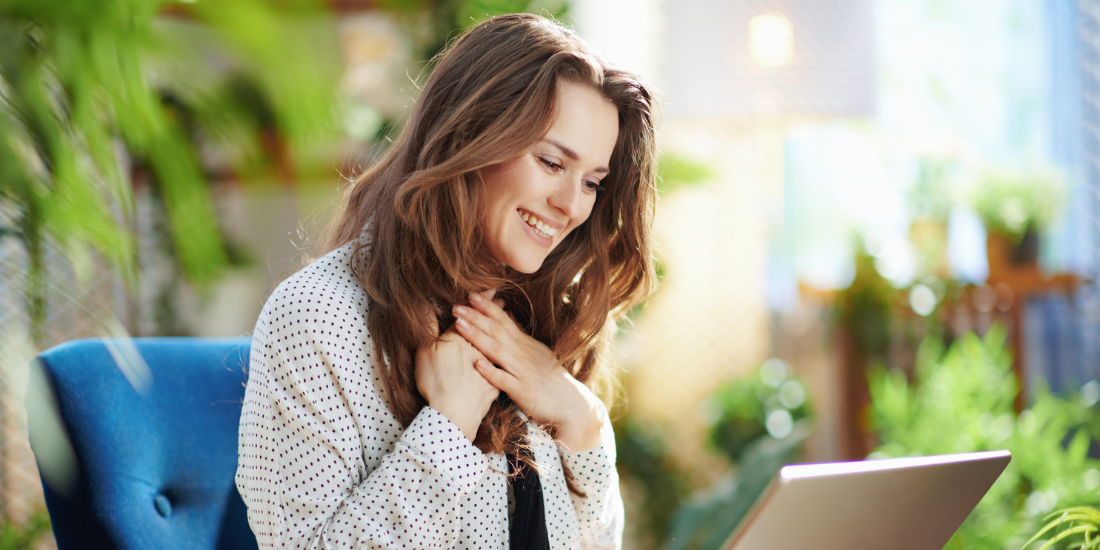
[{"left": 27, "top": 337, "right": 258, "bottom": 550}]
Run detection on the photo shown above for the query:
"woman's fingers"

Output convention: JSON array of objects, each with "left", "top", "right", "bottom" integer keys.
[
  {"left": 464, "top": 290, "right": 522, "bottom": 332},
  {"left": 453, "top": 308, "right": 509, "bottom": 365},
  {"left": 475, "top": 357, "right": 522, "bottom": 395},
  {"left": 453, "top": 303, "right": 503, "bottom": 337},
  {"left": 485, "top": 296, "right": 524, "bottom": 330},
  {"left": 468, "top": 291, "right": 510, "bottom": 325}
]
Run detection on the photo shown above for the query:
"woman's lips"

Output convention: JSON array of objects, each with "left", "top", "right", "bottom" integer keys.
[{"left": 518, "top": 209, "right": 554, "bottom": 247}]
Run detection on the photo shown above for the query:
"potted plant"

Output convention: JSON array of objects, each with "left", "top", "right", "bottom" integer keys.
[{"left": 963, "top": 167, "right": 1067, "bottom": 267}]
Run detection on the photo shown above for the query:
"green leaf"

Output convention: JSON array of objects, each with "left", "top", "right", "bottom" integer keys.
[
  {"left": 1038, "top": 525, "right": 1099, "bottom": 550},
  {"left": 1068, "top": 429, "right": 1091, "bottom": 466}
]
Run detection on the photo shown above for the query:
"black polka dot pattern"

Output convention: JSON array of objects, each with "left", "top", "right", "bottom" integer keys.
[
  {"left": 561, "top": 420, "right": 624, "bottom": 549},
  {"left": 235, "top": 243, "right": 623, "bottom": 549}
]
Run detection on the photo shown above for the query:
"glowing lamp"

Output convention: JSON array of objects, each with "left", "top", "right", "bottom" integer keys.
[{"left": 749, "top": 13, "right": 794, "bottom": 67}]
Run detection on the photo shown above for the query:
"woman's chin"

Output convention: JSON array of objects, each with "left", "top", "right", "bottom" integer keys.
[
  {"left": 503, "top": 254, "right": 547, "bottom": 274},
  {"left": 508, "top": 263, "right": 543, "bottom": 274}
]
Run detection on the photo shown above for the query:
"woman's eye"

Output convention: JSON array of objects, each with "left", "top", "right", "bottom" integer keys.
[
  {"left": 538, "top": 154, "right": 604, "bottom": 193},
  {"left": 584, "top": 181, "right": 606, "bottom": 194},
  {"left": 538, "top": 157, "right": 563, "bottom": 171}
]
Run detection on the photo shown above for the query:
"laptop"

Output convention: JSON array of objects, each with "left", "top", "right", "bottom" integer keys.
[{"left": 722, "top": 450, "right": 1012, "bottom": 550}]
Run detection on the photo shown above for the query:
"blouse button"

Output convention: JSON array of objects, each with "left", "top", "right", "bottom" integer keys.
[{"left": 154, "top": 494, "right": 172, "bottom": 518}]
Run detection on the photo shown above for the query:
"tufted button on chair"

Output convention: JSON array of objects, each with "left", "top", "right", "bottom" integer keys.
[{"left": 26, "top": 338, "right": 258, "bottom": 550}]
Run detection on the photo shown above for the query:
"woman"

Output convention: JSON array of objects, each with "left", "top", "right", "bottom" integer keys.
[{"left": 236, "top": 13, "right": 657, "bottom": 550}]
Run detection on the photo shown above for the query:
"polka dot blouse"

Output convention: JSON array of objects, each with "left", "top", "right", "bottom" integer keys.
[{"left": 236, "top": 243, "right": 624, "bottom": 549}]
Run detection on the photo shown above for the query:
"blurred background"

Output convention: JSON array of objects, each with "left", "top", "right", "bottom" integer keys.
[{"left": 2, "top": 0, "right": 1100, "bottom": 548}]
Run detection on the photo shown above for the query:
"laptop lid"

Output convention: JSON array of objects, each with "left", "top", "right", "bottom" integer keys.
[{"left": 723, "top": 450, "right": 1012, "bottom": 550}]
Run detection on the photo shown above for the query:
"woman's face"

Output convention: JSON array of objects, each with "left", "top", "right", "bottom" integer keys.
[{"left": 478, "top": 80, "right": 619, "bottom": 274}]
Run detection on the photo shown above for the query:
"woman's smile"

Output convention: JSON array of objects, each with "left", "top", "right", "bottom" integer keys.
[{"left": 518, "top": 209, "right": 562, "bottom": 241}]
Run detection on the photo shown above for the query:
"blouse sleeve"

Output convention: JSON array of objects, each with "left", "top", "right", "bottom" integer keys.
[
  {"left": 235, "top": 268, "right": 488, "bottom": 549},
  {"left": 561, "top": 405, "right": 624, "bottom": 550}
]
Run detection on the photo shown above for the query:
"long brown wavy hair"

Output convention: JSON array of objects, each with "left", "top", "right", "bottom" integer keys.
[{"left": 326, "top": 13, "right": 658, "bottom": 487}]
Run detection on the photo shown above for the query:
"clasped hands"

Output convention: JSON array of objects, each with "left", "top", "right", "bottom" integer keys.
[{"left": 414, "top": 290, "right": 604, "bottom": 452}]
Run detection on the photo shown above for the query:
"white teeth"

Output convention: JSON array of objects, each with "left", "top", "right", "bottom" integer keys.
[{"left": 520, "top": 210, "right": 558, "bottom": 238}]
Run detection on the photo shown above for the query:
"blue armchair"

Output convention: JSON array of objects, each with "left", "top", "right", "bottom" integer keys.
[{"left": 27, "top": 337, "right": 258, "bottom": 550}]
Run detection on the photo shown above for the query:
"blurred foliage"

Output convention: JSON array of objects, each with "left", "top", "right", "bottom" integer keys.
[
  {"left": 834, "top": 244, "right": 900, "bottom": 361},
  {"left": 870, "top": 325, "right": 1100, "bottom": 550},
  {"left": 1025, "top": 506, "right": 1100, "bottom": 550},
  {"left": 656, "top": 360, "right": 813, "bottom": 550},
  {"left": 0, "top": 0, "right": 339, "bottom": 342},
  {"left": 657, "top": 153, "right": 714, "bottom": 195},
  {"left": 0, "top": 509, "right": 50, "bottom": 550},
  {"left": 704, "top": 358, "right": 812, "bottom": 463},
  {"left": 664, "top": 421, "right": 811, "bottom": 550},
  {"left": 614, "top": 359, "right": 814, "bottom": 550},
  {"left": 614, "top": 417, "right": 690, "bottom": 548},
  {"left": 964, "top": 166, "right": 1068, "bottom": 242},
  {"left": 904, "top": 155, "right": 1068, "bottom": 243}
]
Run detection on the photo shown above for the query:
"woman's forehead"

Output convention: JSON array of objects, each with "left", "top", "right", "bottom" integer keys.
[{"left": 542, "top": 81, "right": 618, "bottom": 169}]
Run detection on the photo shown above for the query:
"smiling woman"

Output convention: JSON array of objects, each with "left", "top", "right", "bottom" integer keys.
[{"left": 235, "top": 13, "right": 659, "bottom": 550}]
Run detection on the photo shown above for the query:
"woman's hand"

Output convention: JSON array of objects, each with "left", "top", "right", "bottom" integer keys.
[
  {"left": 415, "top": 321, "right": 500, "bottom": 443},
  {"left": 453, "top": 290, "right": 605, "bottom": 451}
]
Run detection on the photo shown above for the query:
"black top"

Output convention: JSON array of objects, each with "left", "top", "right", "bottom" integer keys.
[{"left": 507, "top": 444, "right": 550, "bottom": 550}]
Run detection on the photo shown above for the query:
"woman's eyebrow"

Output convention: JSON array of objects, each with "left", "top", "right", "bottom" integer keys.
[{"left": 541, "top": 138, "right": 610, "bottom": 174}]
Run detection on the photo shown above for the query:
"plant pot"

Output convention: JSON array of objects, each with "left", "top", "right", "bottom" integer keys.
[
  {"left": 986, "top": 231, "right": 1039, "bottom": 276},
  {"left": 1010, "top": 229, "right": 1039, "bottom": 265}
]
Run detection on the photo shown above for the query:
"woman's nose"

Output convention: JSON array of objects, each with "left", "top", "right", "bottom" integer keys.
[{"left": 548, "top": 178, "right": 585, "bottom": 219}]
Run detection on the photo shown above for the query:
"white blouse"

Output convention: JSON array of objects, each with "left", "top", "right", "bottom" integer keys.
[{"left": 235, "top": 243, "right": 624, "bottom": 549}]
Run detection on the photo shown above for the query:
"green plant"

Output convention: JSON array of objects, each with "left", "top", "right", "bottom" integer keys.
[
  {"left": 663, "top": 420, "right": 811, "bottom": 550},
  {"left": 704, "top": 358, "right": 812, "bottom": 463},
  {"left": 964, "top": 167, "right": 1067, "bottom": 241},
  {"left": 0, "top": 0, "right": 338, "bottom": 342},
  {"left": 657, "top": 361, "right": 814, "bottom": 550},
  {"left": 869, "top": 325, "right": 1100, "bottom": 550},
  {"left": 1025, "top": 506, "right": 1100, "bottom": 550},
  {"left": 834, "top": 243, "right": 900, "bottom": 361}
]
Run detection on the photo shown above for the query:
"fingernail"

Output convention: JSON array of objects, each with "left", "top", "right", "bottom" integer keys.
[
  {"left": 469, "top": 293, "right": 482, "bottom": 303},
  {"left": 453, "top": 305, "right": 468, "bottom": 316},
  {"left": 456, "top": 318, "right": 470, "bottom": 329}
]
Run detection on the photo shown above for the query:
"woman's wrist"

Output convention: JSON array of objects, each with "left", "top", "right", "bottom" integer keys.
[
  {"left": 554, "top": 407, "right": 604, "bottom": 452},
  {"left": 430, "top": 401, "right": 481, "bottom": 442}
]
